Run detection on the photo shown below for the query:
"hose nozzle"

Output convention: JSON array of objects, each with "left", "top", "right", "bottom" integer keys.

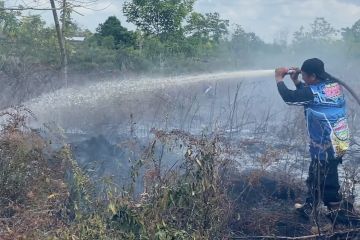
[{"left": 285, "top": 69, "right": 301, "bottom": 75}]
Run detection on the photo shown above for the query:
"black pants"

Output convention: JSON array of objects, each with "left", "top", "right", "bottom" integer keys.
[{"left": 305, "top": 157, "right": 342, "bottom": 207}]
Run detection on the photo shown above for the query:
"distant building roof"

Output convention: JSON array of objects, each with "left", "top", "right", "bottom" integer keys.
[{"left": 65, "top": 36, "right": 85, "bottom": 42}]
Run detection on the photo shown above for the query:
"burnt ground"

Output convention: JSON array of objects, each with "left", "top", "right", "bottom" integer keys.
[{"left": 65, "top": 131, "right": 360, "bottom": 239}]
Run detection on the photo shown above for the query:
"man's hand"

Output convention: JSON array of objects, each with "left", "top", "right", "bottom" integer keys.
[
  {"left": 289, "top": 67, "right": 301, "bottom": 85},
  {"left": 275, "top": 67, "right": 288, "bottom": 83}
]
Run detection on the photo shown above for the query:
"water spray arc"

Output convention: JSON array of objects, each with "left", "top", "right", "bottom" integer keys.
[
  {"left": 24, "top": 70, "right": 275, "bottom": 118},
  {"left": 20, "top": 69, "right": 360, "bottom": 124}
]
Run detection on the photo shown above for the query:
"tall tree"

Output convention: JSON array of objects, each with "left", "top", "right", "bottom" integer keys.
[
  {"left": 229, "top": 24, "right": 264, "bottom": 65},
  {"left": 342, "top": 19, "right": 360, "bottom": 57},
  {"left": 342, "top": 19, "right": 360, "bottom": 42},
  {"left": 185, "top": 12, "right": 229, "bottom": 42},
  {"left": 0, "top": 1, "right": 20, "bottom": 39},
  {"left": 50, "top": 0, "right": 66, "bottom": 69},
  {"left": 309, "top": 17, "right": 337, "bottom": 40},
  {"left": 96, "top": 16, "right": 134, "bottom": 48},
  {"left": 293, "top": 17, "right": 337, "bottom": 45},
  {"left": 123, "top": 0, "right": 195, "bottom": 39}
]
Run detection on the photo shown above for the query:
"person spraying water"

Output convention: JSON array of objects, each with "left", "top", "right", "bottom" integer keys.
[{"left": 275, "top": 58, "right": 360, "bottom": 227}]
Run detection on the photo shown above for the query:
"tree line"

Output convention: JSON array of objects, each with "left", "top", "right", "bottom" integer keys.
[{"left": 1, "top": 0, "right": 360, "bottom": 75}]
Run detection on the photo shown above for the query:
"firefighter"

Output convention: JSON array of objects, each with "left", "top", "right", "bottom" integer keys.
[{"left": 275, "top": 58, "right": 360, "bottom": 226}]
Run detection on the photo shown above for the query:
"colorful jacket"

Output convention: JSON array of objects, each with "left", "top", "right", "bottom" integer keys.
[{"left": 277, "top": 80, "right": 350, "bottom": 160}]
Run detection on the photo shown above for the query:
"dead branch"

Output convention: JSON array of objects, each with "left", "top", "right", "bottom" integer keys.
[{"left": 0, "top": 7, "right": 62, "bottom": 10}]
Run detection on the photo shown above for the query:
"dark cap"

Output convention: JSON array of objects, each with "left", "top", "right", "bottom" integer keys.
[{"left": 301, "top": 58, "right": 331, "bottom": 80}]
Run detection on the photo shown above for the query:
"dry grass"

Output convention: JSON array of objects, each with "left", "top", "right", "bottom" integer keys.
[
  {"left": 1, "top": 108, "right": 359, "bottom": 239},
  {"left": 0, "top": 107, "right": 69, "bottom": 239}
]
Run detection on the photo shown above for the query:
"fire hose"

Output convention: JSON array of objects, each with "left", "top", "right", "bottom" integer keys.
[
  {"left": 331, "top": 76, "right": 360, "bottom": 107},
  {"left": 286, "top": 70, "right": 360, "bottom": 107}
]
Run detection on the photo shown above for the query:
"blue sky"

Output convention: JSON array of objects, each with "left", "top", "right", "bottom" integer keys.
[{"left": 4, "top": 0, "right": 360, "bottom": 42}]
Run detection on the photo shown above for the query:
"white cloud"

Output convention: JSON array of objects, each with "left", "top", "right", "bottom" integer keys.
[{"left": 194, "top": 0, "right": 360, "bottom": 42}]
